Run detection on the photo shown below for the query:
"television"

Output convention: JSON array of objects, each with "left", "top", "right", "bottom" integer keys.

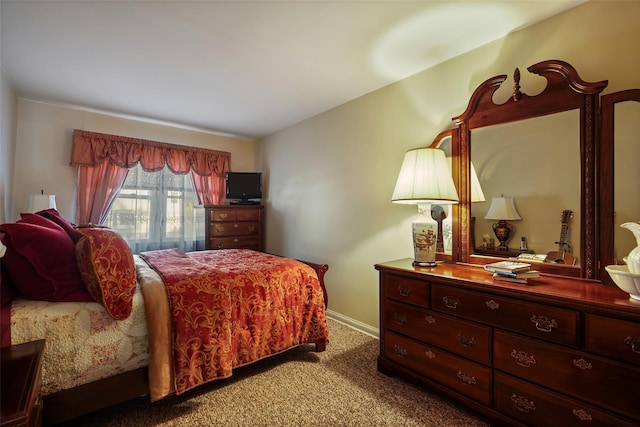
[{"left": 225, "top": 172, "right": 262, "bottom": 205}]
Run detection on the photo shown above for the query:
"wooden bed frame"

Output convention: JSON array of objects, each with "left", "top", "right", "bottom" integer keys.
[{"left": 42, "top": 260, "right": 329, "bottom": 426}]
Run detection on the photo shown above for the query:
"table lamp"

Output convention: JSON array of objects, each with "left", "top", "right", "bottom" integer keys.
[
  {"left": 392, "top": 148, "right": 459, "bottom": 266},
  {"left": 28, "top": 190, "right": 57, "bottom": 213}
]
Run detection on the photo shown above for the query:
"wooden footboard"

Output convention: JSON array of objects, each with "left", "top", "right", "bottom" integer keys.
[{"left": 42, "top": 259, "right": 329, "bottom": 426}]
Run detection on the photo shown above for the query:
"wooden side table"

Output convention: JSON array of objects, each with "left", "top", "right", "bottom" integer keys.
[{"left": 1, "top": 340, "right": 45, "bottom": 427}]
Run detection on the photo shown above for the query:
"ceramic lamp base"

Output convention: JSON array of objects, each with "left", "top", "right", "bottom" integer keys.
[
  {"left": 412, "top": 204, "right": 438, "bottom": 267},
  {"left": 413, "top": 260, "right": 437, "bottom": 267}
]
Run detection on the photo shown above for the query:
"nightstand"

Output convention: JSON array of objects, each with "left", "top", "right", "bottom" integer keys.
[{"left": 1, "top": 340, "right": 45, "bottom": 427}]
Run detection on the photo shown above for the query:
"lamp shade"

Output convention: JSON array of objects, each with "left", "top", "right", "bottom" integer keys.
[
  {"left": 28, "top": 193, "right": 57, "bottom": 213},
  {"left": 470, "top": 162, "right": 486, "bottom": 203},
  {"left": 392, "top": 148, "right": 459, "bottom": 205},
  {"left": 484, "top": 196, "right": 521, "bottom": 220},
  {"left": 446, "top": 158, "right": 485, "bottom": 203}
]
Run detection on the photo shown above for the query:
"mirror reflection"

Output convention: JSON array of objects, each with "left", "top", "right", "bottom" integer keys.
[
  {"left": 614, "top": 101, "right": 640, "bottom": 263},
  {"left": 471, "top": 110, "right": 580, "bottom": 263}
]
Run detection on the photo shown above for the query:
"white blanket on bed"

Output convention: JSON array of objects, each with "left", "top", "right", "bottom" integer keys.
[{"left": 10, "top": 284, "right": 148, "bottom": 395}]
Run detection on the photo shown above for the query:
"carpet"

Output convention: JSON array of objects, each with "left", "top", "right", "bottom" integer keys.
[{"left": 59, "top": 318, "right": 492, "bottom": 426}]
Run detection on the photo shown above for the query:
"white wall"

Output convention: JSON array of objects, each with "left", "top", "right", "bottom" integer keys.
[
  {"left": 10, "top": 100, "right": 257, "bottom": 222},
  {"left": 258, "top": 1, "right": 640, "bottom": 329}
]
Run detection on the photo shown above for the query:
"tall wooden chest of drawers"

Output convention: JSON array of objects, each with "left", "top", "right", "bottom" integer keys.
[
  {"left": 376, "top": 259, "right": 640, "bottom": 426},
  {"left": 204, "top": 205, "right": 263, "bottom": 251}
]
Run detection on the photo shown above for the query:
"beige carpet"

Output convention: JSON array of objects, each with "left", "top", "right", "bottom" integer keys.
[{"left": 59, "top": 319, "right": 492, "bottom": 426}]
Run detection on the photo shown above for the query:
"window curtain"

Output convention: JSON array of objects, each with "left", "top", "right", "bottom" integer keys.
[{"left": 70, "top": 129, "right": 231, "bottom": 225}]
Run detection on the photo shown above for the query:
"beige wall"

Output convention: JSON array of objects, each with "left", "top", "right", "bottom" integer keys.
[
  {"left": 10, "top": 100, "right": 257, "bottom": 222},
  {"left": 258, "top": 1, "right": 640, "bottom": 330},
  {"left": 1, "top": 71, "right": 17, "bottom": 224}
]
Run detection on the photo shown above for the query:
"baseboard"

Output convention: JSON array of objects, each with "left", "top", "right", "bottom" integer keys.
[{"left": 326, "top": 309, "right": 379, "bottom": 339}]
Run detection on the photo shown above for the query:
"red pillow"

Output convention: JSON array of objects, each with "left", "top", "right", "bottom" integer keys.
[
  {"left": 75, "top": 227, "right": 136, "bottom": 320},
  {"left": 24, "top": 209, "right": 79, "bottom": 243},
  {"left": 0, "top": 214, "right": 92, "bottom": 302}
]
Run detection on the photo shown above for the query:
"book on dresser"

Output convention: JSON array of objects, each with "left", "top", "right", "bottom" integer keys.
[
  {"left": 491, "top": 271, "right": 540, "bottom": 284},
  {"left": 483, "top": 261, "right": 532, "bottom": 274}
]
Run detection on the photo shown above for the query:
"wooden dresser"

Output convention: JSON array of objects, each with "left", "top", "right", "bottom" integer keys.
[
  {"left": 1, "top": 340, "right": 45, "bottom": 427},
  {"left": 204, "top": 205, "right": 263, "bottom": 251},
  {"left": 376, "top": 259, "right": 640, "bottom": 426}
]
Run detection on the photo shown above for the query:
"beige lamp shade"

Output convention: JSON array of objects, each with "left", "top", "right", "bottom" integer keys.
[
  {"left": 28, "top": 193, "right": 57, "bottom": 213},
  {"left": 445, "top": 158, "right": 485, "bottom": 203},
  {"left": 470, "top": 162, "right": 486, "bottom": 203},
  {"left": 392, "top": 148, "right": 459, "bottom": 205},
  {"left": 484, "top": 196, "right": 521, "bottom": 220}
]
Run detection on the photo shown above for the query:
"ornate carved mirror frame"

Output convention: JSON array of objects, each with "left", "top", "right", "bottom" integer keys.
[{"left": 450, "top": 60, "right": 608, "bottom": 279}]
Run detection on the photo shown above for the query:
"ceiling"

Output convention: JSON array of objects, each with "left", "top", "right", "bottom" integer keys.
[{"left": 1, "top": 1, "right": 585, "bottom": 140}]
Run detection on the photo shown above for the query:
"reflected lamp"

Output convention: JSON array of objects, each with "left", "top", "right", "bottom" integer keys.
[
  {"left": 484, "top": 196, "right": 521, "bottom": 251},
  {"left": 392, "top": 148, "right": 459, "bottom": 267}
]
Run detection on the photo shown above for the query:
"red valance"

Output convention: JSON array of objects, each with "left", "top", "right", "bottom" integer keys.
[{"left": 70, "top": 129, "right": 231, "bottom": 177}]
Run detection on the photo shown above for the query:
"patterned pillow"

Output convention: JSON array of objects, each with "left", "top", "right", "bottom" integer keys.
[{"left": 75, "top": 227, "right": 136, "bottom": 320}]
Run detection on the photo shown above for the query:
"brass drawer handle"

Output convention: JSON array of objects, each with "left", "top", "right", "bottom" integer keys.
[
  {"left": 233, "top": 224, "right": 239, "bottom": 228},
  {"left": 530, "top": 315, "right": 557, "bottom": 333},
  {"left": 443, "top": 296, "right": 460, "bottom": 309},
  {"left": 398, "top": 285, "right": 411, "bottom": 297},
  {"left": 425, "top": 350, "right": 436, "bottom": 359},
  {"left": 573, "top": 358, "right": 592, "bottom": 370},
  {"left": 393, "top": 312, "right": 407, "bottom": 326},
  {"left": 456, "top": 370, "right": 476, "bottom": 386},
  {"left": 511, "top": 349, "right": 536, "bottom": 368},
  {"left": 393, "top": 344, "right": 407, "bottom": 358},
  {"left": 486, "top": 300, "right": 500, "bottom": 310},
  {"left": 624, "top": 336, "right": 640, "bottom": 354},
  {"left": 572, "top": 409, "right": 593, "bottom": 421},
  {"left": 457, "top": 333, "right": 476, "bottom": 348},
  {"left": 216, "top": 243, "right": 224, "bottom": 249},
  {"left": 219, "top": 213, "right": 228, "bottom": 219},
  {"left": 424, "top": 315, "right": 436, "bottom": 324},
  {"left": 248, "top": 226, "right": 256, "bottom": 232},
  {"left": 511, "top": 394, "right": 536, "bottom": 413}
]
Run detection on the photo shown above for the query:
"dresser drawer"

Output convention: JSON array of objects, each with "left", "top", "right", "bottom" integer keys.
[
  {"left": 209, "top": 222, "right": 261, "bottom": 236},
  {"left": 432, "top": 285, "right": 579, "bottom": 346},
  {"left": 384, "top": 300, "right": 491, "bottom": 365},
  {"left": 494, "top": 330, "right": 640, "bottom": 420},
  {"left": 383, "top": 275, "right": 429, "bottom": 308},
  {"left": 585, "top": 314, "right": 640, "bottom": 366},
  {"left": 208, "top": 236, "right": 261, "bottom": 250},
  {"left": 208, "top": 208, "right": 261, "bottom": 222},
  {"left": 384, "top": 331, "right": 491, "bottom": 405},
  {"left": 494, "top": 372, "right": 637, "bottom": 427}
]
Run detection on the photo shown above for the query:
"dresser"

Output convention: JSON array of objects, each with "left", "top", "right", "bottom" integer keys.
[
  {"left": 376, "top": 259, "right": 640, "bottom": 426},
  {"left": 204, "top": 205, "right": 263, "bottom": 251},
  {"left": 1, "top": 340, "right": 45, "bottom": 427}
]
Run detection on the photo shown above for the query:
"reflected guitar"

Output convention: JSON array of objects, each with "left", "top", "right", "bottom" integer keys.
[{"left": 545, "top": 210, "right": 576, "bottom": 265}]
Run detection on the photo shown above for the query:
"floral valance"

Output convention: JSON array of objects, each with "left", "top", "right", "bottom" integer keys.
[{"left": 70, "top": 129, "right": 231, "bottom": 177}]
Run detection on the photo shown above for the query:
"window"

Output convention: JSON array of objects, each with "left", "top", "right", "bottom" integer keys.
[{"left": 104, "top": 163, "right": 205, "bottom": 253}]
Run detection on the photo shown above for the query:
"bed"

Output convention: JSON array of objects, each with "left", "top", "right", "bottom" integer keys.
[{"left": 0, "top": 211, "right": 329, "bottom": 426}]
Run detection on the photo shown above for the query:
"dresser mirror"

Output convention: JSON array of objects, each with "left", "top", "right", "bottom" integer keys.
[
  {"left": 450, "top": 60, "right": 608, "bottom": 279},
  {"left": 470, "top": 111, "right": 580, "bottom": 262},
  {"left": 600, "top": 89, "right": 640, "bottom": 282}
]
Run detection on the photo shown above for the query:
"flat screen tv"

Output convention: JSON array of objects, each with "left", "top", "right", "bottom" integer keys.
[{"left": 225, "top": 172, "right": 262, "bottom": 205}]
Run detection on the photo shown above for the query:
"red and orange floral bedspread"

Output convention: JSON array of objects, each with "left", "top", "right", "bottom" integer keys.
[{"left": 139, "top": 249, "right": 329, "bottom": 396}]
